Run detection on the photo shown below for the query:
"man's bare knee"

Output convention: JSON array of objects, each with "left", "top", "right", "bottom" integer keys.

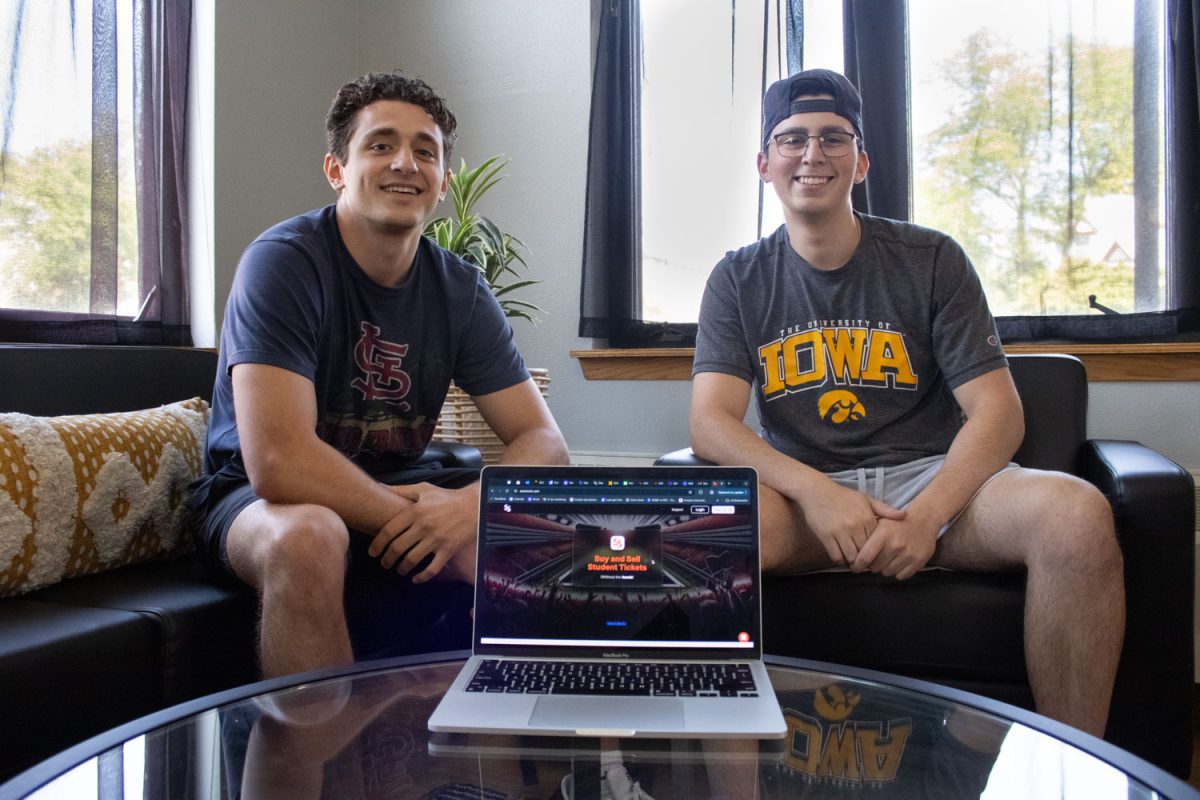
[
  {"left": 262, "top": 506, "right": 349, "bottom": 580},
  {"left": 230, "top": 503, "right": 349, "bottom": 589},
  {"left": 1027, "top": 474, "right": 1121, "bottom": 574}
]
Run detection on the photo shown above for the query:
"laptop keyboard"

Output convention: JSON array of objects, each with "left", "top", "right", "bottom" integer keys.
[{"left": 465, "top": 659, "right": 759, "bottom": 697}]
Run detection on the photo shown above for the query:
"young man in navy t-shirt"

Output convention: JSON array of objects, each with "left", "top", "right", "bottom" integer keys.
[{"left": 190, "top": 71, "right": 568, "bottom": 679}]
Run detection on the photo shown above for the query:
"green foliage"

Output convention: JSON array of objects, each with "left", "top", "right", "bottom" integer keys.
[
  {"left": 924, "top": 32, "right": 1053, "bottom": 287},
  {"left": 1072, "top": 44, "right": 1136, "bottom": 198},
  {"left": 0, "top": 139, "right": 139, "bottom": 313},
  {"left": 424, "top": 156, "right": 541, "bottom": 324},
  {"left": 1047, "top": 257, "right": 1136, "bottom": 314},
  {"left": 918, "top": 31, "right": 1139, "bottom": 316},
  {"left": 0, "top": 140, "right": 92, "bottom": 310}
]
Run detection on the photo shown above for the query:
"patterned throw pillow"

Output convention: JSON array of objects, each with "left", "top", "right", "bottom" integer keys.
[{"left": 0, "top": 398, "right": 209, "bottom": 597}]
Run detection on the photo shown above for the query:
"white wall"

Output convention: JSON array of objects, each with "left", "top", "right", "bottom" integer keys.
[
  {"left": 1088, "top": 383, "right": 1200, "bottom": 470},
  {"left": 208, "top": 1, "right": 1200, "bottom": 471}
]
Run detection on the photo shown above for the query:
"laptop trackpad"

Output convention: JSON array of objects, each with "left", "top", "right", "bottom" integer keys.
[{"left": 530, "top": 695, "right": 684, "bottom": 734}]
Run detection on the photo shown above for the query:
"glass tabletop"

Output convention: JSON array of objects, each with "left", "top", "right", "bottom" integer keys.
[{"left": 4, "top": 652, "right": 1195, "bottom": 799}]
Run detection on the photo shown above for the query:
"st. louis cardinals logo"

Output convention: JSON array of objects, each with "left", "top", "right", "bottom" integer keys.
[{"left": 351, "top": 322, "right": 412, "bottom": 410}]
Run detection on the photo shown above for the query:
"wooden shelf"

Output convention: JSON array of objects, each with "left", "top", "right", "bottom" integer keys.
[{"left": 571, "top": 343, "right": 1200, "bottom": 382}]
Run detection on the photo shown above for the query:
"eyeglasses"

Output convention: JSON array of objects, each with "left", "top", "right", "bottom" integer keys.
[{"left": 770, "top": 131, "right": 858, "bottom": 158}]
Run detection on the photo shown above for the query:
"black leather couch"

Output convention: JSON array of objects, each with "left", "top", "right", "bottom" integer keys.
[
  {"left": 0, "top": 344, "right": 481, "bottom": 783},
  {"left": 658, "top": 353, "right": 1196, "bottom": 777}
]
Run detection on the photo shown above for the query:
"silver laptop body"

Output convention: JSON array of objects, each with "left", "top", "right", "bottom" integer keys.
[{"left": 427, "top": 464, "right": 786, "bottom": 739}]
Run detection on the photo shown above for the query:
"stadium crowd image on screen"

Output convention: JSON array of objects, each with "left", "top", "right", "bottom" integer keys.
[{"left": 474, "top": 473, "right": 759, "bottom": 650}]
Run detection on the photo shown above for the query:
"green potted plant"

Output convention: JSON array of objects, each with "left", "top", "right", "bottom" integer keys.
[
  {"left": 424, "top": 155, "right": 541, "bottom": 323},
  {"left": 425, "top": 156, "right": 548, "bottom": 462}
]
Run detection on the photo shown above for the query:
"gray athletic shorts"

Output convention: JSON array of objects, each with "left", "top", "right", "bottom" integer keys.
[{"left": 825, "top": 454, "right": 1019, "bottom": 537}]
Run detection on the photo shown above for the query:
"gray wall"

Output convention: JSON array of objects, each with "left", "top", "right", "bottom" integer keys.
[
  {"left": 210, "top": 0, "right": 1200, "bottom": 471},
  {"left": 213, "top": 0, "right": 358, "bottom": 329}
]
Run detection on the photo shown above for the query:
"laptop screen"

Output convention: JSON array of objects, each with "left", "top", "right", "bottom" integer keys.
[{"left": 473, "top": 465, "right": 761, "bottom": 659}]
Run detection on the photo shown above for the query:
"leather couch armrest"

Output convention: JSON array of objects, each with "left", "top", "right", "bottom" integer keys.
[
  {"left": 1082, "top": 439, "right": 1194, "bottom": 564},
  {"left": 1082, "top": 438, "right": 1194, "bottom": 772},
  {"left": 425, "top": 441, "right": 485, "bottom": 470}
]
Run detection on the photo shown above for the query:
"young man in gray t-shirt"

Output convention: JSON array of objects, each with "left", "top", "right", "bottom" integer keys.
[{"left": 691, "top": 68, "right": 1123, "bottom": 738}]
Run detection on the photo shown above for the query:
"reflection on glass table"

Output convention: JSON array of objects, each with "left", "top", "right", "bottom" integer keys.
[{"left": 6, "top": 653, "right": 1196, "bottom": 800}]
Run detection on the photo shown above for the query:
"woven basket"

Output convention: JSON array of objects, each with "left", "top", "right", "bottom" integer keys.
[{"left": 433, "top": 368, "right": 550, "bottom": 464}]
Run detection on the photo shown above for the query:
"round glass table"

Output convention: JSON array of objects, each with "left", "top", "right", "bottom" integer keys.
[{"left": 2, "top": 651, "right": 1195, "bottom": 799}]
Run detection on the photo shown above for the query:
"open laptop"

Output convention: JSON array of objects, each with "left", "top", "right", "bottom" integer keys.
[{"left": 427, "top": 464, "right": 786, "bottom": 739}]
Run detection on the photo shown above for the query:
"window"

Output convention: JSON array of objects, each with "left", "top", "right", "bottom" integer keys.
[
  {"left": 580, "top": 0, "right": 1198, "bottom": 346},
  {"left": 0, "top": 0, "right": 193, "bottom": 345},
  {"left": 910, "top": 0, "right": 1164, "bottom": 318},
  {"left": 640, "top": 0, "right": 841, "bottom": 324},
  {"left": 1, "top": 0, "right": 138, "bottom": 315}
]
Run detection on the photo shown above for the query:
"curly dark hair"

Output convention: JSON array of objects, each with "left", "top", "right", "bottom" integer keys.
[{"left": 325, "top": 70, "right": 457, "bottom": 164}]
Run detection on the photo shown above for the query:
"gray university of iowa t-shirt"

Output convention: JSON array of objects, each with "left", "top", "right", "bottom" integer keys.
[{"left": 694, "top": 214, "right": 1007, "bottom": 473}]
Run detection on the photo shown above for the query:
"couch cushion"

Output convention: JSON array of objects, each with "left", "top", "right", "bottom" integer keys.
[
  {"left": 0, "top": 399, "right": 209, "bottom": 597},
  {"left": 28, "top": 557, "right": 259, "bottom": 706},
  {"left": 0, "top": 599, "right": 162, "bottom": 782}
]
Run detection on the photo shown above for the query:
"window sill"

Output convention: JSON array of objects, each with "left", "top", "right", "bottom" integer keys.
[{"left": 570, "top": 343, "right": 1200, "bottom": 382}]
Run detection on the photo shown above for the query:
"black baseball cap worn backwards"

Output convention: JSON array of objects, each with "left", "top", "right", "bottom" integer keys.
[{"left": 761, "top": 68, "right": 864, "bottom": 151}]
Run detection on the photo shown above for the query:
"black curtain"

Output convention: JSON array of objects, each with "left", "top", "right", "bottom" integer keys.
[
  {"left": 842, "top": 0, "right": 910, "bottom": 222},
  {"left": 1167, "top": 0, "right": 1200, "bottom": 323},
  {"left": 578, "top": 0, "right": 648, "bottom": 344},
  {"left": 0, "top": 0, "right": 192, "bottom": 345},
  {"left": 134, "top": 0, "right": 193, "bottom": 342}
]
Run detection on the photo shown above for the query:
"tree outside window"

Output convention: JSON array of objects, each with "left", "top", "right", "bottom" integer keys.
[
  {"left": 1, "top": 0, "right": 141, "bottom": 317},
  {"left": 911, "top": 0, "right": 1163, "bottom": 318},
  {"left": 1, "top": 0, "right": 191, "bottom": 345}
]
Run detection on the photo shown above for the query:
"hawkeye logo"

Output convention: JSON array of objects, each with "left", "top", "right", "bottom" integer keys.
[
  {"left": 818, "top": 389, "right": 865, "bottom": 425},
  {"left": 814, "top": 684, "right": 861, "bottom": 721},
  {"left": 782, "top": 684, "right": 912, "bottom": 786},
  {"left": 758, "top": 325, "right": 918, "bottom": 403}
]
